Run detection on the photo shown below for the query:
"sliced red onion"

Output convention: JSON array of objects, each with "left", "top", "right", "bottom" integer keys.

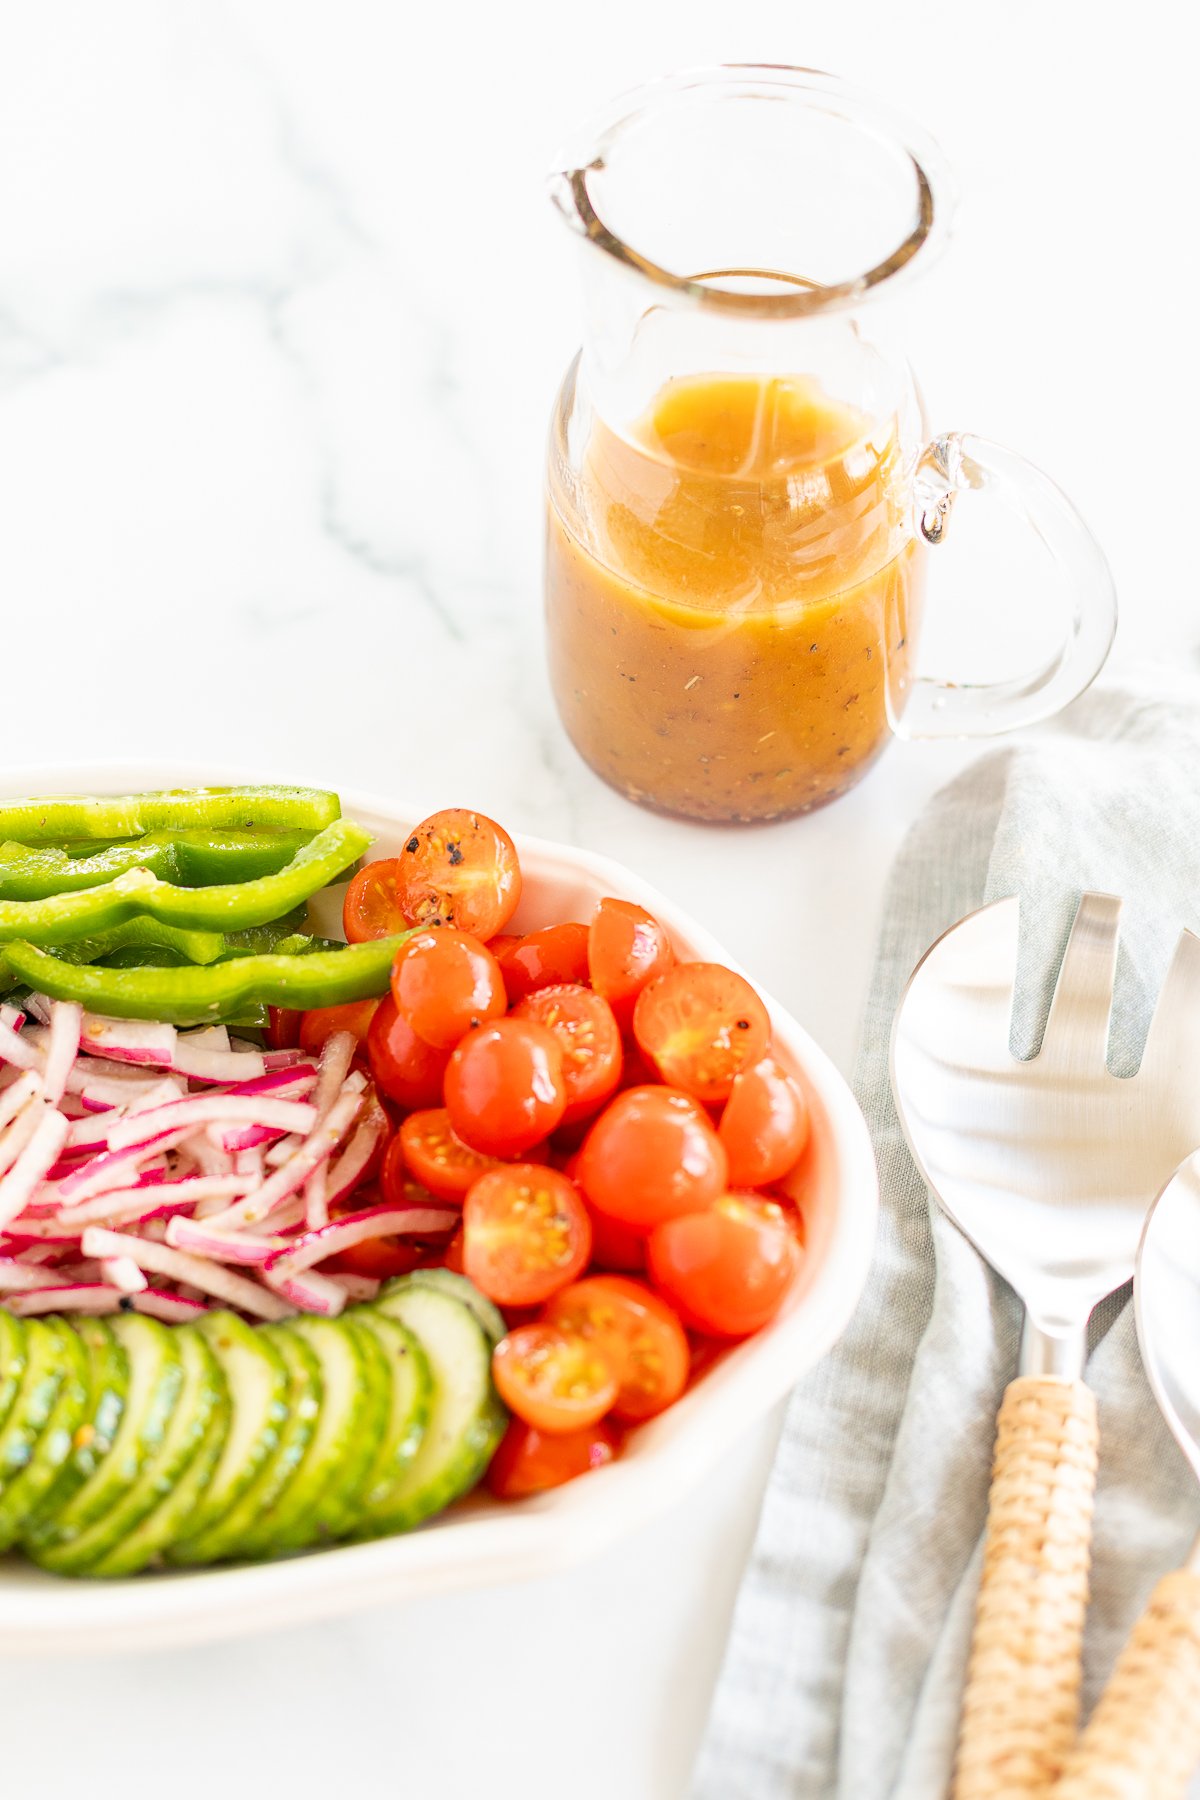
[
  {"left": 132, "top": 1288, "right": 210, "bottom": 1323},
  {"left": 41, "top": 1002, "right": 82, "bottom": 1107},
  {"left": 326, "top": 1272, "right": 381, "bottom": 1303},
  {"left": 263, "top": 1202, "right": 459, "bottom": 1282},
  {"left": 304, "top": 1164, "right": 329, "bottom": 1232},
  {"left": 264, "top": 1134, "right": 301, "bottom": 1168},
  {"left": 0, "top": 1012, "right": 41, "bottom": 1072},
  {"left": 0, "top": 1106, "right": 70, "bottom": 1228},
  {"left": 203, "top": 1088, "right": 364, "bottom": 1231},
  {"left": 312, "top": 1031, "right": 357, "bottom": 1122},
  {"left": 99, "top": 1255, "right": 147, "bottom": 1294},
  {"left": 323, "top": 1108, "right": 387, "bottom": 1213},
  {"left": 264, "top": 1266, "right": 346, "bottom": 1316},
  {"left": 211, "top": 1123, "right": 285, "bottom": 1154},
  {"left": 105, "top": 1094, "right": 318, "bottom": 1154},
  {"left": 260, "top": 1048, "right": 308, "bottom": 1071},
  {"left": 79, "top": 1226, "right": 293, "bottom": 1320},
  {"left": 6, "top": 1283, "right": 124, "bottom": 1316},
  {"left": 217, "top": 1065, "right": 318, "bottom": 1100},
  {"left": 51, "top": 1130, "right": 189, "bottom": 1204},
  {"left": 79, "top": 1016, "right": 177, "bottom": 1065},
  {"left": 173, "top": 1042, "right": 266, "bottom": 1084},
  {"left": 0, "top": 1070, "right": 41, "bottom": 1135},
  {"left": 165, "top": 1216, "right": 291, "bottom": 1266},
  {"left": 0, "top": 1255, "right": 62, "bottom": 1292}
]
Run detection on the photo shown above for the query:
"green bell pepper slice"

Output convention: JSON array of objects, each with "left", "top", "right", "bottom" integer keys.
[
  {"left": 2, "top": 934, "right": 413, "bottom": 1024},
  {"left": 0, "top": 829, "right": 316, "bottom": 899},
  {"left": 0, "top": 915, "right": 329, "bottom": 987},
  {"left": 0, "top": 785, "right": 339, "bottom": 846},
  {"left": 0, "top": 819, "right": 370, "bottom": 946}
]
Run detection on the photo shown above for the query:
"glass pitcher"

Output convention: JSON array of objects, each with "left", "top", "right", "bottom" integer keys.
[{"left": 544, "top": 66, "right": 1116, "bottom": 824}]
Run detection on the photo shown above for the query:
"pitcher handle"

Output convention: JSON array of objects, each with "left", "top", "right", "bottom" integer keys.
[{"left": 895, "top": 433, "right": 1117, "bottom": 740}]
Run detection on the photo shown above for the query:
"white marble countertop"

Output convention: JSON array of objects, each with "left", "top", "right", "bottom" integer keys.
[{"left": 0, "top": 3, "right": 1192, "bottom": 1794}]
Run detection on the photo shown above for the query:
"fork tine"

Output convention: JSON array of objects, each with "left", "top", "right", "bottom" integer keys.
[
  {"left": 1136, "top": 928, "right": 1200, "bottom": 1087},
  {"left": 1037, "top": 892, "right": 1122, "bottom": 1070}
]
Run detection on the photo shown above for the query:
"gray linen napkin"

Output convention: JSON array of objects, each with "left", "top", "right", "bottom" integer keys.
[{"left": 691, "top": 678, "right": 1200, "bottom": 1800}]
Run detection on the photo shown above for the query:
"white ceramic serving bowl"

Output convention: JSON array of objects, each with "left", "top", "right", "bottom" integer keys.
[{"left": 0, "top": 764, "right": 877, "bottom": 1797}]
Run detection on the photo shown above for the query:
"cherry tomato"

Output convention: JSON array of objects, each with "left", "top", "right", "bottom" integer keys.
[
  {"left": 439, "top": 1227, "right": 466, "bottom": 1274},
  {"left": 399, "top": 1108, "right": 501, "bottom": 1201},
  {"left": 587, "top": 899, "right": 675, "bottom": 1026},
  {"left": 463, "top": 1164, "right": 591, "bottom": 1305},
  {"left": 647, "top": 1195, "right": 801, "bottom": 1337},
  {"left": 343, "top": 858, "right": 410, "bottom": 943},
  {"left": 491, "top": 1323, "right": 618, "bottom": 1433},
  {"left": 633, "top": 963, "right": 772, "bottom": 1104},
  {"left": 488, "top": 934, "right": 520, "bottom": 956},
  {"left": 367, "top": 994, "right": 451, "bottom": 1109},
  {"left": 585, "top": 1203, "right": 646, "bottom": 1272},
  {"left": 445, "top": 1018, "right": 567, "bottom": 1156},
  {"left": 543, "top": 1276, "right": 689, "bottom": 1423},
  {"left": 390, "top": 809, "right": 522, "bottom": 939},
  {"left": 686, "top": 1334, "right": 728, "bottom": 1385},
  {"left": 266, "top": 1007, "right": 302, "bottom": 1051},
  {"left": 327, "top": 1236, "right": 428, "bottom": 1280},
  {"left": 389, "top": 928, "right": 506, "bottom": 1050},
  {"left": 497, "top": 923, "right": 590, "bottom": 1002},
  {"left": 486, "top": 1418, "right": 620, "bottom": 1499},
  {"left": 298, "top": 998, "right": 380, "bottom": 1057},
  {"left": 575, "top": 1086, "right": 728, "bottom": 1229},
  {"left": 719, "top": 1057, "right": 810, "bottom": 1186},
  {"left": 512, "top": 985, "right": 622, "bottom": 1125}
]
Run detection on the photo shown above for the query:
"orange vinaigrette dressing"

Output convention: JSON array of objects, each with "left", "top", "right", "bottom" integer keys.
[{"left": 546, "top": 372, "right": 925, "bottom": 822}]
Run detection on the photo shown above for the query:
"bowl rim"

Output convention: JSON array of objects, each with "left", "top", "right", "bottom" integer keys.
[{"left": 0, "top": 760, "right": 878, "bottom": 1652}]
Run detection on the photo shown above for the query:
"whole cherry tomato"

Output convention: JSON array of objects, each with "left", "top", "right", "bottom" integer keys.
[
  {"left": 445, "top": 1018, "right": 566, "bottom": 1156},
  {"left": 486, "top": 1418, "right": 620, "bottom": 1499},
  {"left": 367, "top": 994, "right": 451, "bottom": 1109},
  {"left": 390, "top": 928, "right": 506, "bottom": 1049},
  {"left": 647, "top": 1195, "right": 801, "bottom": 1337},
  {"left": 575, "top": 1086, "right": 727, "bottom": 1229},
  {"left": 299, "top": 998, "right": 380, "bottom": 1056},
  {"left": 497, "top": 923, "right": 590, "bottom": 1002},
  {"left": 587, "top": 898, "right": 674, "bottom": 1027},
  {"left": 719, "top": 1056, "right": 810, "bottom": 1186}
]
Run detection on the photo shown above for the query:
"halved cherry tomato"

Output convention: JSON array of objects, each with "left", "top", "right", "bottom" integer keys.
[
  {"left": 266, "top": 1007, "right": 302, "bottom": 1051},
  {"left": 389, "top": 809, "right": 522, "bottom": 939},
  {"left": 497, "top": 923, "right": 590, "bottom": 1002},
  {"left": 543, "top": 1275, "right": 689, "bottom": 1423},
  {"left": 575, "top": 1086, "right": 727, "bottom": 1229},
  {"left": 585, "top": 1203, "right": 646, "bottom": 1272},
  {"left": 445, "top": 1018, "right": 566, "bottom": 1156},
  {"left": 492, "top": 1323, "right": 617, "bottom": 1433},
  {"left": 633, "top": 963, "right": 772, "bottom": 1103},
  {"left": 367, "top": 994, "right": 451, "bottom": 1108},
  {"left": 512, "top": 985, "right": 622, "bottom": 1125},
  {"left": 647, "top": 1195, "right": 801, "bottom": 1337},
  {"left": 390, "top": 928, "right": 506, "bottom": 1050},
  {"left": 463, "top": 1164, "right": 591, "bottom": 1304},
  {"left": 719, "top": 1056, "right": 810, "bottom": 1186},
  {"left": 587, "top": 899, "right": 675, "bottom": 1027},
  {"left": 399, "top": 1108, "right": 501, "bottom": 1201},
  {"left": 486, "top": 1418, "right": 620, "bottom": 1498},
  {"left": 299, "top": 998, "right": 380, "bottom": 1057},
  {"left": 343, "top": 858, "right": 410, "bottom": 943}
]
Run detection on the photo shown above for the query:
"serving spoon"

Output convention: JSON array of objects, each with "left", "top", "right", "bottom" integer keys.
[
  {"left": 890, "top": 893, "right": 1200, "bottom": 1800},
  {"left": 1054, "top": 1150, "right": 1200, "bottom": 1799}
]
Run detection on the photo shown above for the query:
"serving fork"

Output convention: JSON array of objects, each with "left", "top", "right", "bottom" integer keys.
[{"left": 890, "top": 893, "right": 1200, "bottom": 1799}]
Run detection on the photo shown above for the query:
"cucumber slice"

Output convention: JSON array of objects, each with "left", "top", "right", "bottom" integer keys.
[
  {"left": 26, "top": 1317, "right": 184, "bottom": 1575},
  {"left": 0, "top": 1312, "right": 28, "bottom": 1438},
  {"left": 0, "top": 1321, "right": 69, "bottom": 1530},
  {"left": 357, "top": 1283, "right": 506, "bottom": 1535},
  {"left": 167, "top": 1311, "right": 289, "bottom": 1564},
  {"left": 351, "top": 1311, "right": 432, "bottom": 1516},
  {"left": 399, "top": 1269, "right": 507, "bottom": 1345},
  {"left": 189, "top": 1326, "right": 322, "bottom": 1565},
  {"left": 0, "top": 1320, "right": 88, "bottom": 1551},
  {"left": 23, "top": 1318, "right": 127, "bottom": 1534},
  {"left": 85, "top": 1326, "right": 226, "bottom": 1577},
  {"left": 266, "top": 1315, "right": 382, "bottom": 1552}
]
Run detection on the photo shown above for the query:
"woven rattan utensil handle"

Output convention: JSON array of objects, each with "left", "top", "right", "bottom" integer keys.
[
  {"left": 953, "top": 1375, "right": 1100, "bottom": 1800},
  {"left": 1052, "top": 1569, "right": 1200, "bottom": 1800}
]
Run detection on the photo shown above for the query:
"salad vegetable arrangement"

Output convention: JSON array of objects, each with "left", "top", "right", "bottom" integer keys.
[{"left": 0, "top": 785, "right": 811, "bottom": 1573}]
